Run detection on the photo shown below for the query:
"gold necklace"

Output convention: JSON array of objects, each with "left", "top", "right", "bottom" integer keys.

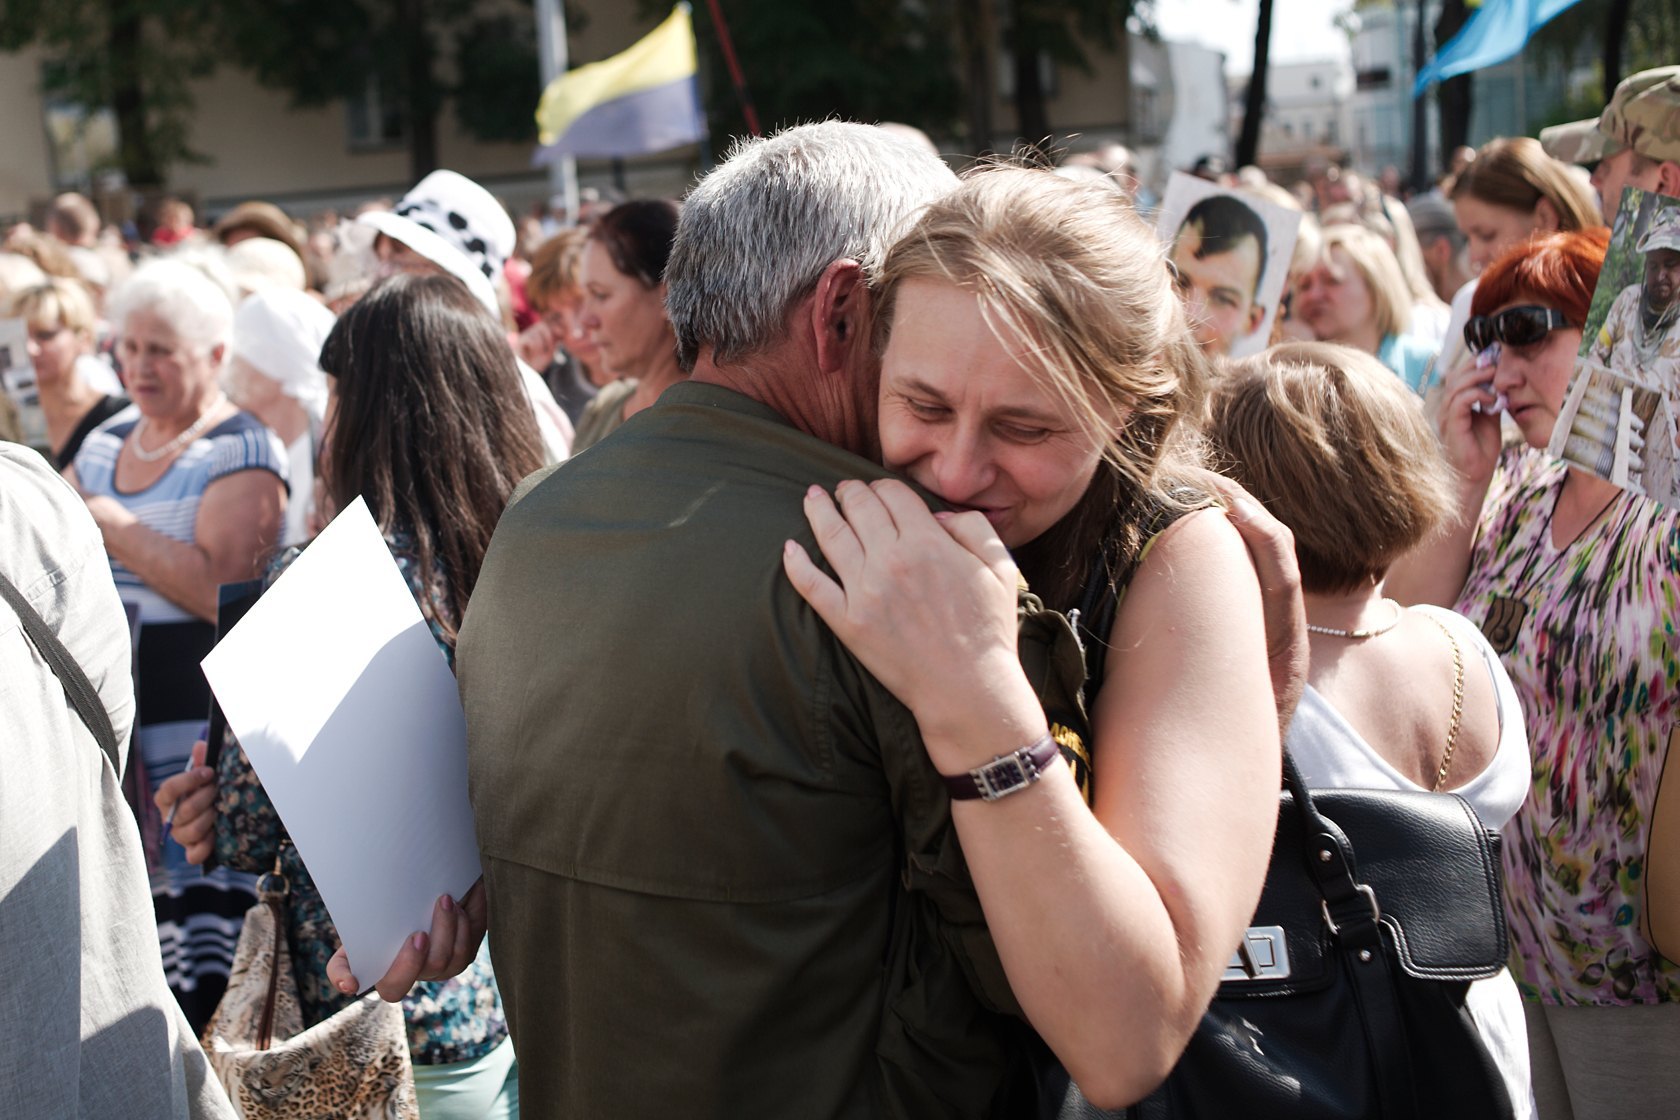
[
  {"left": 130, "top": 395, "right": 225, "bottom": 463},
  {"left": 1305, "top": 597, "right": 1404, "bottom": 639}
]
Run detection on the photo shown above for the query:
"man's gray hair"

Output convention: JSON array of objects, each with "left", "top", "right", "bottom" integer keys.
[{"left": 666, "top": 121, "right": 958, "bottom": 370}]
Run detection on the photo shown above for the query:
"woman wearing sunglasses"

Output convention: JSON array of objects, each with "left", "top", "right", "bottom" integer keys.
[{"left": 1389, "top": 227, "right": 1680, "bottom": 1119}]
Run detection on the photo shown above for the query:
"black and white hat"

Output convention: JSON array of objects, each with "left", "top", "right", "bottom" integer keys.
[{"left": 358, "top": 169, "right": 514, "bottom": 315}]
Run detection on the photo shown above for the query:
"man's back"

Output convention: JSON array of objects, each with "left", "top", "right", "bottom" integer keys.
[
  {"left": 460, "top": 382, "right": 1018, "bottom": 1118},
  {"left": 0, "top": 444, "right": 235, "bottom": 1119}
]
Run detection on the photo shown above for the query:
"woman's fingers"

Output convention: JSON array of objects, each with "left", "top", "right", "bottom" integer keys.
[
  {"left": 832, "top": 478, "right": 901, "bottom": 541},
  {"left": 326, "top": 946, "right": 361, "bottom": 996},
  {"left": 168, "top": 782, "right": 219, "bottom": 847},
  {"left": 933, "top": 512, "right": 1017, "bottom": 593},
  {"left": 783, "top": 541, "right": 850, "bottom": 630},
  {"left": 801, "top": 485, "right": 866, "bottom": 578}
]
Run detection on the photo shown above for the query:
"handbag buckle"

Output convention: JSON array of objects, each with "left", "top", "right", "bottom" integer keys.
[
  {"left": 1223, "top": 925, "right": 1292, "bottom": 982},
  {"left": 1320, "top": 883, "right": 1380, "bottom": 937}
]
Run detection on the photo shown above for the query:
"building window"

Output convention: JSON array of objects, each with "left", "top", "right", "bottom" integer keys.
[
  {"left": 1356, "top": 67, "right": 1391, "bottom": 91},
  {"left": 346, "top": 76, "right": 404, "bottom": 151}
]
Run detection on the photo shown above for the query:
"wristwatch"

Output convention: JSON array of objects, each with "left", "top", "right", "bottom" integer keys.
[{"left": 942, "top": 733, "right": 1061, "bottom": 801}]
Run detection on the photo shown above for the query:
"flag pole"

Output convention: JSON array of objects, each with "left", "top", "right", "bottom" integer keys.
[
  {"left": 703, "top": 0, "right": 761, "bottom": 137},
  {"left": 536, "top": 0, "right": 581, "bottom": 222}
]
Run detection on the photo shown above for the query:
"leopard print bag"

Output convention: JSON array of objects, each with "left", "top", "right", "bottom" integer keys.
[{"left": 201, "top": 859, "right": 418, "bottom": 1119}]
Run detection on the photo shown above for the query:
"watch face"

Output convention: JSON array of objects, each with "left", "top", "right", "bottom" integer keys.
[{"left": 981, "top": 757, "right": 1028, "bottom": 797}]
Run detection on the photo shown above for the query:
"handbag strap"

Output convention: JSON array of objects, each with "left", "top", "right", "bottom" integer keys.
[
  {"left": 0, "top": 567, "right": 121, "bottom": 772},
  {"left": 1280, "top": 750, "right": 1421, "bottom": 1114}
]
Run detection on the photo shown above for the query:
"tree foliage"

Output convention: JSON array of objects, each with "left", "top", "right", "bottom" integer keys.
[
  {"left": 642, "top": 0, "right": 961, "bottom": 146},
  {"left": 1531, "top": 0, "right": 1680, "bottom": 107},
  {"left": 0, "top": 0, "right": 218, "bottom": 185},
  {"left": 0, "top": 0, "right": 545, "bottom": 187}
]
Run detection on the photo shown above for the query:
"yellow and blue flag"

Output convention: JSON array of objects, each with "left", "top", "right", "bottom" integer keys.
[{"left": 534, "top": 3, "right": 706, "bottom": 163}]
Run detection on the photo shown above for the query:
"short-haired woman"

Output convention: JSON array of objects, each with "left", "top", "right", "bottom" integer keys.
[
  {"left": 570, "top": 199, "right": 684, "bottom": 452},
  {"left": 15, "top": 277, "right": 129, "bottom": 469},
  {"left": 72, "top": 258, "right": 288, "bottom": 1029},
  {"left": 1209, "top": 340, "right": 1535, "bottom": 1118},
  {"left": 1389, "top": 228, "right": 1680, "bottom": 1117},
  {"left": 1296, "top": 223, "right": 1438, "bottom": 392}
]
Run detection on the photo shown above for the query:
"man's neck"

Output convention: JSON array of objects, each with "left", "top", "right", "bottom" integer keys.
[{"left": 688, "top": 345, "right": 877, "bottom": 462}]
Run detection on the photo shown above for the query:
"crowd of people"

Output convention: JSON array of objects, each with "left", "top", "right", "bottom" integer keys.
[{"left": 4, "top": 61, "right": 1680, "bottom": 1120}]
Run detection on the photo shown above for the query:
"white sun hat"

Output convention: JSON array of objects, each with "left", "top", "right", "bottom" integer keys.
[{"left": 357, "top": 169, "right": 514, "bottom": 316}]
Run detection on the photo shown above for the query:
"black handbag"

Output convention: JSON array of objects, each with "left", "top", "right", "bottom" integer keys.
[{"left": 1062, "top": 753, "right": 1516, "bottom": 1120}]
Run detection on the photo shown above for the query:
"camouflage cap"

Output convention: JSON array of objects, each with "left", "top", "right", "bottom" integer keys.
[
  {"left": 1637, "top": 207, "right": 1680, "bottom": 255},
  {"left": 1540, "top": 67, "right": 1680, "bottom": 166}
]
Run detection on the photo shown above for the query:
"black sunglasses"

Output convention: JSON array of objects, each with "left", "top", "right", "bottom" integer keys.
[{"left": 1463, "top": 305, "right": 1572, "bottom": 354}]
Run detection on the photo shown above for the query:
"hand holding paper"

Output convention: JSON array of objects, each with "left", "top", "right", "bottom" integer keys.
[
  {"left": 327, "top": 880, "right": 488, "bottom": 1001},
  {"left": 201, "top": 497, "right": 484, "bottom": 992}
]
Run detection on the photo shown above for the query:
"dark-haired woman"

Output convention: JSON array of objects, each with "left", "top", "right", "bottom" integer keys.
[
  {"left": 157, "top": 273, "right": 541, "bottom": 1118},
  {"left": 570, "top": 199, "right": 684, "bottom": 452},
  {"left": 1389, "top": 229, "right": 1680, "bottom": 1119}
]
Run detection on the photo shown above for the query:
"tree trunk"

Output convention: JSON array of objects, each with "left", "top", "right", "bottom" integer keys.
[
  {"left": 1235, "top": 0, "right": 1273, "bottom": 166},
  {"left": 1409, "top": 0, "right": 1429, "bottom": 189},
  {"left": 958, "top": 0, "right": 995, "bottom": 156},
  {"left": 1604, "top": 0, "right": 1632, "bottom": 95},
  {"left": 1009, "top": 0, "right": 1050, "bottom": 150},
  {"left": 108, "top": 4, "right": 160, "bottom": 188},
  {"left": 1435, "top": 0, "right": 1472, "bottom": 169},
  {"left": 398, "top": 0, "right": 439, "bottom": 182}
]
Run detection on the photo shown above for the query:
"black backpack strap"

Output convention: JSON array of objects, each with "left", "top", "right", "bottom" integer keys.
[{"left": 0, "top": 568, "right": 121, "bottom": 772}]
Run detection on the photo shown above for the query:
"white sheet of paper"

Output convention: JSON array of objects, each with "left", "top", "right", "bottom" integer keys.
[{"left": 201, "top": 496, "right": 483, "bottom": 988}]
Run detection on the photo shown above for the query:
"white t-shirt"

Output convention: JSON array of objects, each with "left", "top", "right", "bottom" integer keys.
[{"left": 1287, "top": 603, "right": 1535, "bottom": 1120}]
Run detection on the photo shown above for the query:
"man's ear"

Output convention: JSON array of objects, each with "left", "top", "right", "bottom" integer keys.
[
  {"left": 809, "top": 258, "right": 869, "bottom": 375},
  {"left": 1660, "top": 160, "right": 1680, "bottom": 199},
  {"left": 1247, "top": 304, "right": 1267, "bottom": 337}
]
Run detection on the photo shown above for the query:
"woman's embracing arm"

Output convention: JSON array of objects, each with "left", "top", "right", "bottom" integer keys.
[{"left": 784, "top": 483, "right": 1279, "bottom": 1109}]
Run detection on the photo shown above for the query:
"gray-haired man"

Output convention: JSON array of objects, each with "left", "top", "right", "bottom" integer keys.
[{"left": 456, "top": 123, "right": 1026, "bottom": 1117}]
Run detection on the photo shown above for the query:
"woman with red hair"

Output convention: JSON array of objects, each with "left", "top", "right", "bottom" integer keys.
[{"left": 1390, "top": 228, "right": 1680, "bottom": 1117}]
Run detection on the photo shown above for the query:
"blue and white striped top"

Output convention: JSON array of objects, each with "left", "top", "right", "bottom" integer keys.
[{"left": 74, "top": 411, "right": 288, "bottom": 626}]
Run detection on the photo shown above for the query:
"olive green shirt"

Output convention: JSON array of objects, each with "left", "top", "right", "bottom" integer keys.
[{"left": 459, "top": 381, "right": 1022, "bottom": 1118}]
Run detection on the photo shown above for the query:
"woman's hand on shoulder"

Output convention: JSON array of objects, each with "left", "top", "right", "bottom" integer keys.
[
  {"left": 1209, "top": 477, "right": 1307, "bottom": 730},
  {"left": 783, "top": 479, "right": 1038, "bottom": 749}
]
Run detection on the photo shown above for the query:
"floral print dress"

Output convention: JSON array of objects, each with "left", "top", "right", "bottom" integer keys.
[
  {"left": 213, "top": 534, "right": 508, "bottom": 1065},
  {"left": 1457, "top": 445, "right": 1680, "bottom": 1006}
]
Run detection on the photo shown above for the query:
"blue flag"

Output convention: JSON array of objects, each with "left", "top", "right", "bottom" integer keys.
[{"left": 1413, "top": 0, "right": 1585, "bottom": 97}]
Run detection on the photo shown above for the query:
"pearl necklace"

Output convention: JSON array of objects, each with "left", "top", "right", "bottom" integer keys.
[
  {"left": 130, "top": 396, "right": 225, "bottom": 463},
  {"left": 1305, "top": 597, "right": 1405, "bottom": 639}
]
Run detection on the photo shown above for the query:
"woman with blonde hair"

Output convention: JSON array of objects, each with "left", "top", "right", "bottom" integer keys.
[
  {"left": 1295, "top": 223, "right": 1437, "bottom": 392},
  {"left": 1436, "top": 137, "right": 1605, "bottom": 389},
  {"left": 782, "top": 166, "right": 1281, "bottom": 1109},
  {"left": 14, "top": 278, "right": 129, "bottom": 468}
]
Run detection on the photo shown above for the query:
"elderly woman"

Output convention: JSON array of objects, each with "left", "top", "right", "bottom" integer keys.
[
  {"left": 1389, "top": 228, "right": 1680, "bottom": 1118},
  {"left": 225, "top": 288, "right": 335, "bottom": 545},
  {"left": 570, "top": 199, "right": 684, "bottom": 452},
  {"left": 71, "top": 259, "right": 287, "bottom": 1030},
  {"left": 1209, "top": 340, "right": 1535, "bottom": 1118},
  {"left": 15, "top": 278, "right": 129, "bottom": 468},
  {"left": 1295, "top": 223, "right": 1438, "bottom": 393}
]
